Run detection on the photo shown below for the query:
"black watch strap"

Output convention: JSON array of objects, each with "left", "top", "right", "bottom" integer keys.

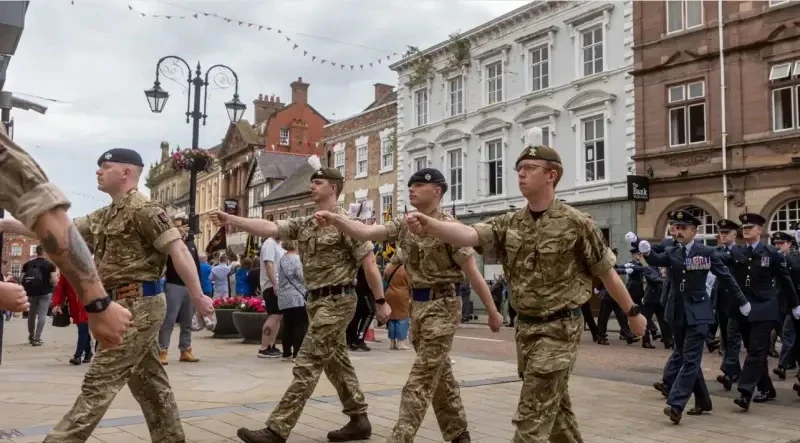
[
  {"left": 375, "top": 298, "right": 387, "bottom": 305},
  {"left": 627, "top": 304, "right": 641, "bottom": 317},
  {"left": 84, "top": 296, "right": 112, "bottom": 314}
]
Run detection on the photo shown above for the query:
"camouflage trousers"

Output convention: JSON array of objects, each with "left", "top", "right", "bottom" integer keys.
[
  {"left": 44, "top": 294, "right": 185, "bottom": 443},
  {"left": 513, "top": 315, "right": 583, "bottom": 443},
  {"left": 388, "top": 296, "right": 467, "bottom": 443},
  {"left": 265, "top": 291, "right": 367, "bottom": 439}
]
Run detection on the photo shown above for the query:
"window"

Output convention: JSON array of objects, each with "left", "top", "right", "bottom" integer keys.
[
  {"left": 527, "top": 125, "right": 551, "bottom": 147},
  {"left": 486, "top": 140, "right": 503, "bottom": 196},
  {"left": 668, "top": 80, "right": 706, "bottom": 146},
  {"left": 486, "top": 61, "right": 503, "bottom": 105},
  {"left": 356, "top": 143, "right": 368, "bottom": 176},
  {"left": 666, "top": 0, "right": 703, "bottom": 34},
  {"left": 10, "top": 263, "right": 21, "bottom": 277},
  {"left": 380, "top": 194, "right": 393, "bottom": 222},
  {"left": 280, "top": 128, "right": 290, "bottom": 145},
  {"left": 380, "top": 137, "right": 394, "bottom": 171},
  {"left": 334, "top": 150, "right": 345, "bottom": 176},
  {"left": 413, "top": 156, "right": 427, "bottom": 172},
  {"left": 29, "top": 245, "right": 38, "bottom": 256},
  {"left": 580, "top": 26, "right": 603, "bottom": 77},
  {"left": 305, "top": 207, "right": 314, "bottom": 216},
  {"left": 447, "top": 149, "right": 463, "bottom": 202},
  {"left": 247, "top": 187, "right": 261, "bottom": 219},
  {"left": 665, "top": 205, "right": 717, "bottom": 246},
  {"left": 414, "top": 89, "right": 428, "bottom": 126},
  {"left": 769, "top": 0, "right": 790, "bottom": 6},
  {"left": 10, "top": 244, "right": 21, "bottom": 256},
  {"left": 582, "top": 116, "right": 606, "bottom": 182},
  {"left": 529, "top": 45, "right": 549, "bottom": 92},
  {"left": 769, "top": 61, "right": 800, "bottom": 132},
  {"left": 448, "top": 76, "right": 464, "bottom": 116},
  {"left": 279, "top": 212, "right": 288, "bottom": 220},
  {"left": 769, "top": 199, "right": 800, "bottom": 235},
  {"left": 290, "top": 210, "right": 299, "bottom": 218}
]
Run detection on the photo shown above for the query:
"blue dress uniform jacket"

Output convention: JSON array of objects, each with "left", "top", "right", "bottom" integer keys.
[
  {"left": 642, "top": 266, "right": 665, "bottom": 306},
  {"left": 644, "top": 238, "right": 677, "bottom": 308},
  {"left": 644, "top": 242, "right": 747, "bottom": 326},
  {"left": 729, "top": 243, "right": 799, "bottom": 323}
]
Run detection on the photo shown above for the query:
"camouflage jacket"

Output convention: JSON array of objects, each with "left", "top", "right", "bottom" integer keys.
[
  {"left": 74, "top": 189, "right": 180, "bottom": 288},
  {"left": 473, "top": 199, "right": 615, "bottom": 317},
  {"left": 277, "top": 206, "right": 373, "bottom": 290}
]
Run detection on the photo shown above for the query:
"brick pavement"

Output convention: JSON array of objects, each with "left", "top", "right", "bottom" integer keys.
[{"left": 0, "top": 318, "right": 798, "bottom": 442}]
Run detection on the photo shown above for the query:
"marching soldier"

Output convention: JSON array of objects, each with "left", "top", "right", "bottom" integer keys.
[
  {"left": 314, "top": 167, "right": 503, "bottom": 443},
  {"left": 638, "top": 210, "right": 749, "bottom": 424},
  {"left": 618, "top": 247, "right": 670, "bottom": 348},
  {"left": 402, "top": 127, "right": 647, "bottom": 442},
  {"left": 772, "top": 231, "right": 800, "bottom": 379},
  {"left": 713, "top": 218, "right": 744, "bottom": 391},
  {"left": 728, "top": 213, "right": 800, "bottom": 410},
  {"left": 0, "top": 114, "right": 131, "bottom": 346},
  {"left": 211, "top": 156, "right": 389, "bottom": 443}
]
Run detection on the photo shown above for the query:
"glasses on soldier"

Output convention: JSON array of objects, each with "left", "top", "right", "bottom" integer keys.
[{"left": 515, "top": 163, "right": 549, "bottom": 175}]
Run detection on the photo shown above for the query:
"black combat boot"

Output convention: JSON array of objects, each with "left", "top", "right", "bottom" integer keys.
[
  {"left": 327, "top": 414, "right": 371, "bottom": 442},
  {"left": 451, "top": 431, "right": 471, "bottom": 442},
  {"left": 237, "top": 427, "right": 286, "bottom": 443}
]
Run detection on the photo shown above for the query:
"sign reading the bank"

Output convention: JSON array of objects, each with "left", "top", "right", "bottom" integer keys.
[
  {"left": 627, "top": 175, "right": 650, "bottom": 201},
  {"left": 224, "top": 199, "right": 239, "bottom": 215}
]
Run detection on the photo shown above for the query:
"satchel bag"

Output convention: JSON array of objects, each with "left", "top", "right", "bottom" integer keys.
[{"left": 52, "top": 298, "right": 71, "bottom": 328}]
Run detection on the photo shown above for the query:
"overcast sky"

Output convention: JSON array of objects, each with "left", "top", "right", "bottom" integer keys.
[{"left": 6, "top": 0, "right": 528, "bottom": 218}]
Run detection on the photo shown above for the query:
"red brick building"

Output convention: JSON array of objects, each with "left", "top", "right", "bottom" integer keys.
[
  {"left": 323, "top": 83, "right": 397, "bottom": 221},
  {"left": 2, "top": 233, "right": 40, "bottom": 279},
  {"left": 631, "top": 0, "right": 800, "bottom": 243}
]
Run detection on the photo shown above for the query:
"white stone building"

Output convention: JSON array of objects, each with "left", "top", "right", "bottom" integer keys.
[{"left": 390, "top": 0, "right": 636, "bottom": 255}]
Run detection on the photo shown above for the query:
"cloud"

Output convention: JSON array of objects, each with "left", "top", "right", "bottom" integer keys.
[{"left": 5, "top": 0, "right": 528, "bottom": 217}]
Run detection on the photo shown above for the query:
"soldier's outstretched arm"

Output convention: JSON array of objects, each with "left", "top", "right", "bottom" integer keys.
[
  {"left": 413, "top": 214, "right": 480, "bottom": 247},
  {"left": 228, "top": 214, "right": 279, "bottom": 238},
  {"left": 330, "top": 213, "right": 388, "bottom": 242}
]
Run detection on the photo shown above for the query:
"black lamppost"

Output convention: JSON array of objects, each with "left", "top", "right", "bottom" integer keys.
[{"left": 144, "top": 56, "right": 246, "bottom": 249}]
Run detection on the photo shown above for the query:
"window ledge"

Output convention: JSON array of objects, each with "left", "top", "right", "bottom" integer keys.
[
  {"left": 572, "top": 72, "right": 610, "bottom": 90},
  {"left": 573, "top": 179, "right": 610, "bottom": 189},
  {"left": 355, "top": 172, "right": 368, "bottom": 180},
  {"left": 379, "top": 167, "right": 394, "bottom": 175},
  {"left": 475, "top": 194, "right": 508, "bottom": 204},
  {"left": 522, "top": 88, "right": 554, "bottom": 103},
  {"left": 478, "top": 102, "right": 506, "bottom": 116}
]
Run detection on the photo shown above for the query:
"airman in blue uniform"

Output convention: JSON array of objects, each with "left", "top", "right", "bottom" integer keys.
[
  {"left": 712, "top": 218, "right": 743, "bottom": 391},
  {"left": 729, "top": 213, "right": 800, "bottom": 410},
  {"left": 638, "top": 210, "right": 749, "bottom": 424},
  {"left": 772, "top": 231, "right": 800, "bottom": 380}
]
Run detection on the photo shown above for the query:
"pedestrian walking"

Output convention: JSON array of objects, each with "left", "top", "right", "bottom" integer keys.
[
  {"left": 21, "top": 245, "right": 57, "bottom": 345},
  {"left": 41, "top": 148, "right": 213, "bottom": 442},
  {"left": 51, "top": 274, "right": 93, "bottom": 365},
  {"left": 400, "top": 128, "right": 646, "bottom": 442},
  {"left": 211, "top": 155, "right": 389, "bottom": 443},
  {"left": 316, "top": 167, "right": 502, "bottom": 443}
]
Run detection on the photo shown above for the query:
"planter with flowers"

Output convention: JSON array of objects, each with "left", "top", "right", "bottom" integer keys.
[
  {"left": 232, "top": 297, "right": 282, "bottom": 344},
  {"left": 211, "top": 297, "right": 242, "bottom": 339},
  {"left": 170, "top": 148, "right": 215, "bottom": 173}
]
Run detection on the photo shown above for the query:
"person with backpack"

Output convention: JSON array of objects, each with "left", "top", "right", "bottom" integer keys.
[{"left": 21, "top": 245, "right": 57, "bottom": 345}]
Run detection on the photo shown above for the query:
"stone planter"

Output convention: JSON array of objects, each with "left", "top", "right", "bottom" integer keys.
[
  {"left": 232, "top": 311, "right": 283, "bottom": 345},
  {"left": 212, "top": 309, "right": 240, "bottom": 339}
]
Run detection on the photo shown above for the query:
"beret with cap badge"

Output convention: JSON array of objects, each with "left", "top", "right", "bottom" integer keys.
[
  {"left": 307, "top": 155, "right": 344, "bottom": 182},
  {"left": 515, "top": 127, "right": 561, "bottom": 168},
  {"left": 407, "top": 168, "right": 448, "bottom": 193},
  {"left": 97, "top": 148, "right": 144, "bottom": 167}
]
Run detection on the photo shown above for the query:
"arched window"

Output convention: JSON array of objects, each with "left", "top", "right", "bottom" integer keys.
[
  {"left": 769, "top": 198, "right": 800, "bottom": 238},
  {"left": 664, "top": 205, "right": 717, "bottom": 246}
]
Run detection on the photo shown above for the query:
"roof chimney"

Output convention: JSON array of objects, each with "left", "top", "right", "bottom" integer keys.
[
  {"left": 374, "top": 83, "right": 394, "bottom": 101},
  {"left": 290, "top": 77, "right": 309, "bottom": 105},
  {"left": 253, "top": 93, "right": 284, "bottom": 126}
]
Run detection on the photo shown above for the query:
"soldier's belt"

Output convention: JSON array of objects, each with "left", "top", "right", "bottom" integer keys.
[
  {"left": 307, "top": 284, "right": 354, "bottom": 298},
  {"left": 108, "top": 281, "right": 163, "bottom": 301},
  {"left": 518, "top": 307, "right": 582, "bottom": 325},
  {"left": 411, "top": 284, "right": 456, "bottom": 302}
]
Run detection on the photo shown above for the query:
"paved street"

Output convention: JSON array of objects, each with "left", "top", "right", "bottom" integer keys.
[{"left": 0, "top": 317, "right": 799, "bottom": 443}]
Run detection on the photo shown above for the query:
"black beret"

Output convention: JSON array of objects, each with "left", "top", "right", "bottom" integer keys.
[
  {"left": 716, "top": 219, "right": 740, "bottom": 231},
  {"left": 670, "top": 210, "right": 701, "bottom": 226},
  {"left": 738, "top": 212, "right": 766, "bottom": 227},
  {"left": 98, "top": 148, "right": 144, "bottom": 167},
  {"left": 407, "top": 168, "right": 448, "bottom": 192},
  {"left": 310, "top": 167, "right": 344, "bottom": 182},
  {"left": 772, "top": 231, "right": 793, "bottom": 242}
]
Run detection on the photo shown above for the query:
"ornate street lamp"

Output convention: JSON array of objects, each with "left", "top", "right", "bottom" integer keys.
[{"left": 144, "top": 55, "right": 245, "bottom": 249}]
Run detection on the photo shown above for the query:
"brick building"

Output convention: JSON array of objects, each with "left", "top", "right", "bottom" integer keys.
[
  {"left": 631, "top": 0, "right": 800, "bottom": 244},
  {"left": 2, "top": 233, "right": 39, "bottom": 279},
  {"left": 323, "top": 83, "right": 397, "bottom": 221},
  {"left": 259, "top": 163, "right": 317, "bottom": 222},
  {"left": 218, "top": 77, "right": 328, "bottom": 248}
]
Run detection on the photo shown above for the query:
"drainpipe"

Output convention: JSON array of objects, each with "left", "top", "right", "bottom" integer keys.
[{"left": 719, "top": 0, "right": 729, "bottom": 218}]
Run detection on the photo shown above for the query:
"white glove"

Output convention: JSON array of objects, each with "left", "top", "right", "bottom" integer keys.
[
  {"left": 740, "top": 302, "right": 751, "bottom": 316},
  {"left": 625, "top": 268, "right": 633, "bottom": 275},
  {"left": 593, "top": 288, "right": 600, "bottom": 295},
  {"left": 625, "top": 232, "right": 638, "bottom": 244},
  {"left": 638, "top": 240, "right": 651, "bottom": 254},
  {"left": 624, "top": 262, "right": 633, "bottom": 268},
  {"left": 792, "top": 305, "right": 800, "bottom": 320}
]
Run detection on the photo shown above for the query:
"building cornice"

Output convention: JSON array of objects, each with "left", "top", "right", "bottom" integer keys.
[
  {"left": 324, "top": 101, "right": 397, "bottom": 129},
  {"left": 323, "top": 117, "right": 397, "bottom": 145}
]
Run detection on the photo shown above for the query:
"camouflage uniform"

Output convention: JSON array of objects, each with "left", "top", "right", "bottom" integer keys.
[
  {"left": 471, "top": 143, "right": 616, "bottom": 443},
  {"left": 0, "top": 123, "right": 72, "bottom": 229},
  {"left": 44, "top": 186, "right": 185, "bottom": 443},
  {"left": 262, "top": 205, "right": 373, "bottom": 439}
]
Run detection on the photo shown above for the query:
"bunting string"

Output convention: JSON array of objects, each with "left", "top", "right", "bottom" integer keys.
[{"left": 122, "top": 3, "right": 400, "bottom": 71}]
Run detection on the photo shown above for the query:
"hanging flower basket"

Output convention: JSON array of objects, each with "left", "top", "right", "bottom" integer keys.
[{"left": 170, "top": 148, "right": 215, "bottom": 172}]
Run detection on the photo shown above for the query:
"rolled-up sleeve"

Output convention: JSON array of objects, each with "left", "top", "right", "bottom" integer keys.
[
  {"left": 451, "top": 246, "right": 475, "bottom": 266},
  {"left": 277, "top": 217, "right": 303, "bottom": 241},
  {"left": 0, "top": 132, "right": 71, "bottom": 229},
  {"left": 134, "top": 204, "right": 181, "bottom": 253},
  {"left": 579, "top": 217, "right": 616, "bottom": 277},
  {"left": 472, "top": 213, "right": 510, "bottom": 254},
  {"left": 383, "top": 218, "right": 404, "bottom": 242}
]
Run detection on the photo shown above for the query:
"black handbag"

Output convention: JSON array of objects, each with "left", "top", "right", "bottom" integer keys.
[{"left": 52, "top": 299, "right": 71, "bottom": 328}]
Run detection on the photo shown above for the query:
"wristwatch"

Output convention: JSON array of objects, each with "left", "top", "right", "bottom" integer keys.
[
  {"left": 626, "top": 304, "right": 641, "bottom": 317},
  {"left": 84, "top": 295, "right": 112, "bottom": 314},
  {"left": 375, "top": 298, "right": 387, "bottom": 305}
]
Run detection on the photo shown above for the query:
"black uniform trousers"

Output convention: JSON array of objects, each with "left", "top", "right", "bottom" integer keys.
[
  {"left": 734, "top": 314, "right": 778, "bottom": 397},
  {"left": 581, "top": 302, "right": 599, "bottom": 338},
  {"left": 597, "top": 298, "right": 635, "bottom": 339},
  {"left": 666, "top": 295, "right": 712, "bottom": 412},
  {"left": 643, "top": 301, "right": 672, "bottom": 346},
  {"left": 346, "top": 290, "right": 374, "bottom": 346}
]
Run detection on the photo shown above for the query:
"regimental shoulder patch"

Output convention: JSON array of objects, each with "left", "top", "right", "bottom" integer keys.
[{"left": 156, "top": 210, "right": 169, "bottom": 224}]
